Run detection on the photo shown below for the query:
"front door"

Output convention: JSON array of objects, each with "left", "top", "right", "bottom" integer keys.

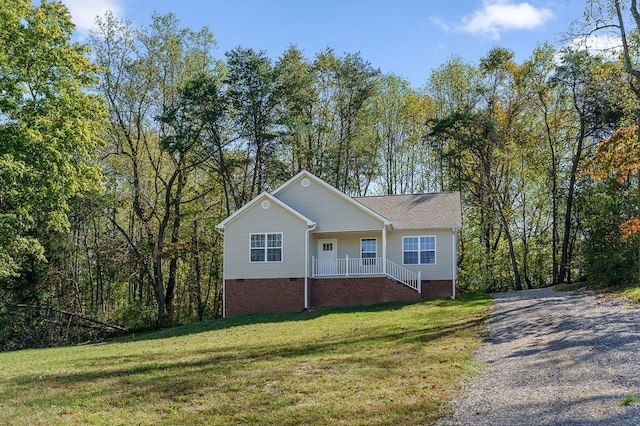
[{"left": 317, "top": 238, "right": 338, "bottom": 275}]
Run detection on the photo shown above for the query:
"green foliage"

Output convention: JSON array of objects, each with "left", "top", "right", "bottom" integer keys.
[
  {"left": 225, "top": 47, "right": 282, "bottom": 197},
  {"left": 619, "top": 395, "right": 637, "bottom": 406},
  {"left": 623, "top": 286, "right": 640, "bottom": 303},
  {"left": 89, "top": 12, "right": 224, "bottom": 328},
  {"left": 0, "top": 156, "right": 46, "bottom": 279},
  {"left": 6, "top": 1, "right": 640, "bottom": 348},
  {"left": 0, "top": 0, "right": 105, "bottom": 279},
  {"left": 427, "top": 56, "right": 479, "bottom": 116},
  {"left": 111, "top": 303, "right": 157, "bottom": 331},
  {"left": 391, "top": 76, "right": 437, "bottom": 191},
  {"left": 579, "top": 179, "right": 639, "bottom": 285}
]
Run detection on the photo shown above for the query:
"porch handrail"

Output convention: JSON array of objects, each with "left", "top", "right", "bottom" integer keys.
[
  {"left": 385, "top": 259, "right": 421, "bottom": 292},
  {"left": 312, "top": 256, "right": 421, "bottom": 293}
]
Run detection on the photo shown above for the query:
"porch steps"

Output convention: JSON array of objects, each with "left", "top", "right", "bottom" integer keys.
[{"left": 384, "top": 259, "right": 421, "bottom": 293}]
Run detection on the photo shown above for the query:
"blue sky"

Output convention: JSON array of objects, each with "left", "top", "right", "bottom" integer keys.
[{"left": 62, "top": 0, "right": 589, "bottom": 88}]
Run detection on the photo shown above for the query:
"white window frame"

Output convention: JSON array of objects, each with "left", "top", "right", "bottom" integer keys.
[
  {"left": 360, "top": 237, "right": 377, "bottom": 266},
  {"left": 249, "top": 232, "right": 283, "bottom": 262},
  {"left": 402, "top": 235, "right": 436, "bottom": 265}
]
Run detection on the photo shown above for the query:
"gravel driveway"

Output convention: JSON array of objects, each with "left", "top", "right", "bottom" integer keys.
[{"left": 435, "top": 287, "right": 640, "bottom": 425}]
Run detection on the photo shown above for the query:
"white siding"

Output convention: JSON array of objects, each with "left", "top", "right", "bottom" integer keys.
[
  {"left": 312, "top": 231, "right": 382, "bottom": 259},
  {"left": 386, "top": 229, "right": 455, "bottom": 280},
  {"left": 223, "top": 200, "right": 307, "bottom": 279},
  {"left": 312, "top": 229, "right": 455, "bottom": 280},
  {"left": 275, "top": 177, "right": 383, "bottom": 232}
]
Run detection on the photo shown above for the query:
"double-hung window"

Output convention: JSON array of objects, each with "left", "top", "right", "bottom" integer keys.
[
  {"left": 361, "top": 238, "right": 377, "bottom": 266},
  {"left": 402, "top": 236, "right": 435, "bottom": 265},
  {"left": 250, "top": 233, "right": 282, "bottom": 262}
]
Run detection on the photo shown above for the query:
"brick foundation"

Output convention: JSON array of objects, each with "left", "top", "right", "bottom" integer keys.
[
  {"left": 224, "top": 277, "right": 455, "bottom": 316},
  {"left": 422, "top": 280, "right": 454, "bottom": 299},
  {"left": 310, "top": 277, "right": 422, "bottom": 309},
  {"left": 225, "top": 278, "right": 304, "bottom": 317}
]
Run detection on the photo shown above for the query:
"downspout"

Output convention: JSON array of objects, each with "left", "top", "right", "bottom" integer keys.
[
  {"left": 452, "top": 228, "right": 460, "bottom": 300},
  {"left": 382, "top": 225, "right": 387, "bottom": 276},
  {"left": 305, "top": 224, "right": 317, "bottom": 310}
]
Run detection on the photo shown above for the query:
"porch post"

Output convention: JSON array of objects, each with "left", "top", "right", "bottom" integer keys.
[
  {"left": 382, "top": 226, "right": 387, "bottom": 275},
  {"left": 346, "top": 254, "right": 349, "bottom": 276},
  {"left": 305, "top": 225, "right": 316, "bottom": 309},
  {"left": 305, "top": 232, "right": 309, "bottom": 309}
]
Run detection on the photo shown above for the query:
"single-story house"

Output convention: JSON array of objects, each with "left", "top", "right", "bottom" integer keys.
[{"left": 216, "top": 170, "right": 461, "bottom": 317}]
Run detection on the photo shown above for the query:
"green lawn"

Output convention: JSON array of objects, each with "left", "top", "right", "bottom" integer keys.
[{"left": 0, "top": 295, "right": 491, "bottom": 425}]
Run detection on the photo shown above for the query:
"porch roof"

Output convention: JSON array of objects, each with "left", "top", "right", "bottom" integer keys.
[{"left": 354, "top": 192, "right": 461, "bottom": 229}]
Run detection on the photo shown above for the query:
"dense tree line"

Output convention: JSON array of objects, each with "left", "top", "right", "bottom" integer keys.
[{"left": 2, "top": 0, "right": 640, "bottom": 349}]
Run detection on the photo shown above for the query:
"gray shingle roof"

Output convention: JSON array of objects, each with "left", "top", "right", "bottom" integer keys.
[{"left": 353, "top": 192, "right": 461, "bottom": 229}]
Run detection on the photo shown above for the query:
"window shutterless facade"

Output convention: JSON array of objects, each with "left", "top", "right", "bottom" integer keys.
[
  {"left": 402, "top": 236, "right": 435, "bottom": 265},
  {"left": 360, "top": 238, "right": 377, "bottom": 265},
  {"left": 250, "top": 233, "right": 283, "bottom": 262}
]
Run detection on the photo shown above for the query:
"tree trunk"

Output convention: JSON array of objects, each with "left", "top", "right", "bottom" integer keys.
[
  {"left": 192, "top": 219, "right": 204, "bottom": 321},
  {"left": 153, "top": 255, "right": 165, "bottom": 327},
  {"left": 165, "top": 170, "right": 186, "bottom": 323},
  {"left": 540, "top": 93, "right": 559, "bottom": 285},
  {"left": 498, "top": 202, "right": 522, "bottom": 290},
  {"left": 506, "top": 229, "right": 523, "bottom": 291},
  {"left": 558, "top": 124, "right": 585, "bottom": 284},
  {"left": 521, "top": 189, "right": 532, "bottom": 289}
]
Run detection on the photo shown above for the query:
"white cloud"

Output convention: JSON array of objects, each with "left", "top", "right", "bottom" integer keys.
[
  {"left": 553, "top": 34, "right": 622, "bottom": 66},
  {"left": 568, "top": 33, "right": 622, "bottom": 55},
  {"left": 458, "top": 0, "right": 554, "bottom": 40},
  {"left": 61, "top": 0, "right": 122, "bottom": 32},
  {"left": 430, "top": 16, "right": 452, "bottom": 33}
]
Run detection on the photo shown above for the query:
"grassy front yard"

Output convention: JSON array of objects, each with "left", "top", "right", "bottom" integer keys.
[{"left": 0, "top": 295, "right": 491, "bottom": 425}]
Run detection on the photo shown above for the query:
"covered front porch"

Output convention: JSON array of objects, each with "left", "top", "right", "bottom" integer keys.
[
  {"left": 312, "top": 256, "right": 421, "bottom": 292},
  {"left": 310, "top": 231, "right": 421, "bottom": 292}
]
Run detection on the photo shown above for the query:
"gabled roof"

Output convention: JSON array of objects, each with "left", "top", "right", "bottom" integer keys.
[
  {"left": 216, "top": 171, "right": 461, "bottom": 231},
  {"left": 216, "top": 192, "right": 315, "bottom": 229},
  {"left": 272, "top": 170, "right": 392, "bottom": 226},
  {"left": 354, "top": 192, "right": 462, "bottom": 229}
]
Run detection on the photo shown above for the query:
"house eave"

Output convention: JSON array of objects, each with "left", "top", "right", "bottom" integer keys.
[
  {"left": 390, "top": 224, "right": 462, "bottom": 231},
  {"left": 273, "top": 170, "right": 392, "bottom": 226},
  {"left": 216, "top": 192, "right": 316, "bottom": 229}
]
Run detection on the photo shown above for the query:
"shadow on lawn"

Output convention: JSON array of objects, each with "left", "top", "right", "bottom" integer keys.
[
  {"left": 14, "top": 318, "right": 486, "bottom": 391},
  {"left": 110, "top": 293, "right": 490, "bottom": 344},
  {"left": 3, "top": 293, "right": 491, "bottom": 426}
]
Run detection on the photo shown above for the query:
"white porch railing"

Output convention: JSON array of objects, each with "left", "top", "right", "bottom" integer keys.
[
  {"left": 384, "top": 259, "right": 421, "bottom": 292},
  {"left": 312, "top": 256, "right": 421, "bottom": 293}
]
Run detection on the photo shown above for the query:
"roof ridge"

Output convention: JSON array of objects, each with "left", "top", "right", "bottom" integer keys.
[
  {"left": 355, "top": 191, "right": 462, "bottom": 229},
  {"left": 354, "top": 191, "right": 458, "bottom": 198}
]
